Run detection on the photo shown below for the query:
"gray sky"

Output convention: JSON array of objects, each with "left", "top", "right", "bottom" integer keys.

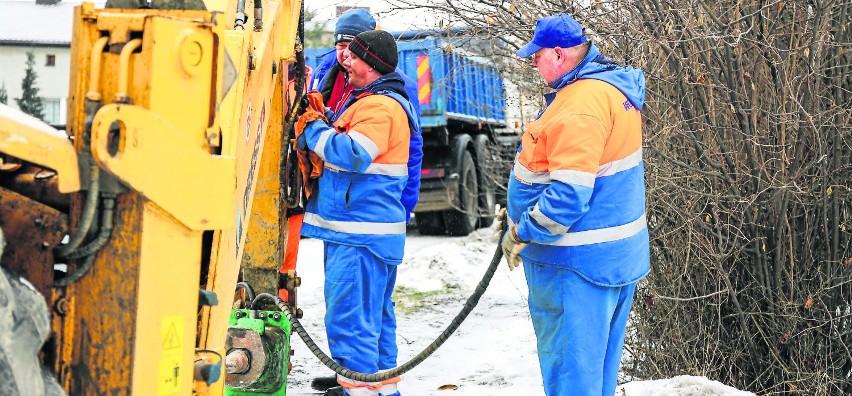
[{"left": 306, "top": 0, "right": 440, "bottom": 32}]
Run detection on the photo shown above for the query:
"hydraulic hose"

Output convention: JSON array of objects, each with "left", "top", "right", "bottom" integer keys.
[
  {"left": 237, "top": 281, "right": 257, "bottom": 306},
  {"left": 265, "top": 227, "right": 507, "bottom": 383},
  {"left": 234, "top": 0, "right": 247, "bottom": 29},
  {"left": 61, "top": 197, "right": 115, "bottom": 261},
  {"left": 282, "top": 0, "right": 307, "bottom": 209},
  {"left": 55, "top": 197, "right": 116, "bottom": 287},
  {"left": 55, "top": 164, "right": 100, "bottom": 258},
  {"left": 252, "top": 0, "right": 262, "bottom": 31},
  {"left": 56, "top": 88, "right": 104, "bottom": 259}
]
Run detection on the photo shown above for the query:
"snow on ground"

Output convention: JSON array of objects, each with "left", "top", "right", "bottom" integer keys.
[
  {"left": 286, "top": 225, "right": 753, "bottom": 396},
  {"left": 618, "top": 376, "right": 755, "bottom": 395}
]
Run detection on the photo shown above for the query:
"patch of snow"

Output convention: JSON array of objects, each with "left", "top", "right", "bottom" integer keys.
[{"left": 616, "top": 376, "right": 755, "bottom": 396}]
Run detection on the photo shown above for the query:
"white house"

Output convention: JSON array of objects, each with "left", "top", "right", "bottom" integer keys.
[{"left": 0, "top": 0, "right": 83, "bottom": 126}]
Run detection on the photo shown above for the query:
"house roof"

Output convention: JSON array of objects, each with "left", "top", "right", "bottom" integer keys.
[{"left": 0, "top": 1, "right": 88, "bottom": 46}]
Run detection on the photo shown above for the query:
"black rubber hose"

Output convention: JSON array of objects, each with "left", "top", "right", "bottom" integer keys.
[
  {"left": 54, "top": 253, "right": 96, "bottom": 288},
  {"left": 252, "top": 0, "right": 263, "bottom": 31},
  {"left": 55, "top": 164, "right": 99, "bottom": 258},
  {"left": 265, "top": 227, "right": 507, "bottom": 383},
  {"left": 62, "top": 197, "right": 115, "bottom": 261},
  {"left": 282, "top": 1, "right": 307, "bottom": 209},
  {"left": 55, "top": 197, "right": 116, "bottom": 287},
  {"left": 236, "top": 282, "right": 257, "bottom": 306}
]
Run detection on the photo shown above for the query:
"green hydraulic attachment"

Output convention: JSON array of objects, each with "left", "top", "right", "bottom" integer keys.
[{"left": 224, "top": 308, "right": 292, "bottom": 396}]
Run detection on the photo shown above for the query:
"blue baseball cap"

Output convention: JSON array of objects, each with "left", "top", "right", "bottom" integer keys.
[
  {"left": 335, "top": 9, "right": 376, "bottom": 44},
  {"left": 517, "top": 13, "right": 587, "bottom": 58}
]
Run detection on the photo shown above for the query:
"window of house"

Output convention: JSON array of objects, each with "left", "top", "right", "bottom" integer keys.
[
  {"left": 42, "top": 98, "right": 61, "bottom": 125},
  {"left": 46, "top": 54, "right": 56, "bottom": 67}
]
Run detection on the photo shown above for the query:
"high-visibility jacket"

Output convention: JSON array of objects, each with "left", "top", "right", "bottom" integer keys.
[
  {"left": 313, "top": 55, "right": 423, "bottom": 222},
  {"left": 507, "top": 43, "right": 650, "bottom": 287},
  {"left": 300, "top": 73, "right": 421, "bottom": 264}
]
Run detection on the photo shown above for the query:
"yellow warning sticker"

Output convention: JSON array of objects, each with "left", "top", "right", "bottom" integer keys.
[{"left": 158, "top": 315, "right": 185, "bottom": 394}]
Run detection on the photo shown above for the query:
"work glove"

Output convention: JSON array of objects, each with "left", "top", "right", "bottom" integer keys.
[
  {"left": 295, "top": 91, "right": 328, "bottom": 141},
  {"left": 501, "top": 226, "right": 527, "bottom": 271},
  {"left": 293, "top": 91, "right": 329, "bottom": 199}
]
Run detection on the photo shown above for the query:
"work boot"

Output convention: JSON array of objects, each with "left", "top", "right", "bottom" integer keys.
[
  {"left": 311, "top": 375, "right": 339, "bottom": 391},
  {"left": 323, "top": 386, "right": 345, "bottom": 396}
]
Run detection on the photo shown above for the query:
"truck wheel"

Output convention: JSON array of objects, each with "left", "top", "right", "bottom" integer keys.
[
  {"left": 473, "top": 135, "right": 496, "bottom": 228},
  {"left": 415, "top": 212, "right": 445, "bottom": 236},
  {"left": 443, "top": 150, "right": 479, "bottom": 236}
]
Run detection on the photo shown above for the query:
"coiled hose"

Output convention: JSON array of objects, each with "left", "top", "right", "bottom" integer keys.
[{"left": 257, "top": 226, "right": 507, "bottom": 383}]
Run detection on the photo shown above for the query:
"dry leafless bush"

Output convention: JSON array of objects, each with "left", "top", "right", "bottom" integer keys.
[{"left": 387, "top": 0, "right": 852, "bottom": 393}]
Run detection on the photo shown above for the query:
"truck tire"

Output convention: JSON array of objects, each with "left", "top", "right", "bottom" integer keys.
[
  {"left": 473, "top": 134, "right": 496, "bottom": 228},
  {"left": 415, "top": 212, "right": 445, "bottom": 236},
  {"left": 443, "top": 150, "right": 479, "bottom": 236}
]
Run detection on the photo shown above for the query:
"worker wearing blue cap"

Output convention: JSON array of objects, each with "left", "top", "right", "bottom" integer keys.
[
  {"left": 309, "top": 9, "right": 420, "bottom": 120},
  {"left": 502, "top": 13, "right": 649, "bottom": 396},
  {"left": 307, "top": 9, "right": 422, "bottom": 227}
]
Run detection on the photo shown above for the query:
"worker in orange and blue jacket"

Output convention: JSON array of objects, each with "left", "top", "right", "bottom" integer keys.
[
  {"left": 501, "top": 13, "right": 649, "bottom": 396},
  {"left": 309, "top": 9, "right": 422, "bottom": 225},
  {"left": 298, "top": 30, "right": 422, "bottom": 396}
]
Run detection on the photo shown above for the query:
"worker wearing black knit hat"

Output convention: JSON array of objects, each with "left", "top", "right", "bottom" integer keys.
[
  {"left": 346, "top": 30, "right": 398, "bottom": 75},
  {"left": 297, "top": 20, "right": 423, "bottom": 396}
]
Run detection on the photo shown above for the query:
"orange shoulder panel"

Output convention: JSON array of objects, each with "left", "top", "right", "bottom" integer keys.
[
  {"left": 518, "top": 80, "right": 642, "bottom": 174},
  {"left": 333, "top": 96, "right": 411, "bottom": 164}
]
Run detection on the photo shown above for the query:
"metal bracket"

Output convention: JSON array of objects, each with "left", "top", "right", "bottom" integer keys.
[{"left": 90, "top": 104, "right": 236, "bottom": 230}]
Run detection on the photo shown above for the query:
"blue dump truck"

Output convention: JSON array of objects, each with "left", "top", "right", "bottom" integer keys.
[{"left": 305, "top": 31, "right": 520, "bottom": 236}]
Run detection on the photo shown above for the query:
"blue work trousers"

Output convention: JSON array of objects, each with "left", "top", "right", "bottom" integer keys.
[
  {"left": 524, "top": 259, "right": 636, "bottom": 396},
  {"left": 323, "top": 242, "right": 399, "bottom": 374}
]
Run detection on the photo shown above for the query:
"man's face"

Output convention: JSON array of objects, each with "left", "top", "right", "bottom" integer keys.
[
  {"left": 530, "top": 47, "right": 563, "bottom": 84},
  {"left": 335, "top": 41, "right": 351, "bottom": 66},
  {"left": 341, "top": 50, "right": 374, "bottom": 89}
]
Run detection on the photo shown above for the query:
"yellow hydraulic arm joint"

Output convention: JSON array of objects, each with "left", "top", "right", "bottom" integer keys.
[
  {"left": 0, "top": 104, "right": 80, "bottom": 193},
  {"left": 77, "top": 6, "right": 236, "bottom": 230},
  {"left": 90, "top": 103, "right": 236, "bottom": 230}
]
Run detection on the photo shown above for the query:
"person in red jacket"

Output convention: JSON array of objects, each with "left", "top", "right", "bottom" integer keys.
[{"left": 502, "top": 13, "right": 649, "bottom": 396}]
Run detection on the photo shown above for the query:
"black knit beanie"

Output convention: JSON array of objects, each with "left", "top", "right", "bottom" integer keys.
[{"left": 348, "top": 30, "right": 398, "bottom": 75}]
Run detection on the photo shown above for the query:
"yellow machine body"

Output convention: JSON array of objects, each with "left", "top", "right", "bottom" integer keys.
[{"left": 0, "top": 0, "right": 304, "bottom": 394}]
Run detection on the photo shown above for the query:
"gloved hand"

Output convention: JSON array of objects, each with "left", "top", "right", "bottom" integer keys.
[
  {"left": 501, "top": 225, "right": 527, "bottom": 271},
  {"left": 324, "top": 106, "right": 335, "bottom": 121},
  {"left": 306, "top": 90, "right": 326, "bottom": 115},
  {"left": 293, "top": 90, "right": 329, "bottom": 200},
  {"left": 294, "top": 91, "right": 329, "bottom": 150},
  {"left": 493, "top": 207, "right": 508, "bottom": 243}
]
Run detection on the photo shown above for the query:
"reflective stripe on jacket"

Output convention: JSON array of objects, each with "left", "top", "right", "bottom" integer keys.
[
  {"left": 301, "top": 81, "right": 418, "bottom": 264},
  {"left": 508, "top": 48, "right": 650, "bottom": 286}
]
